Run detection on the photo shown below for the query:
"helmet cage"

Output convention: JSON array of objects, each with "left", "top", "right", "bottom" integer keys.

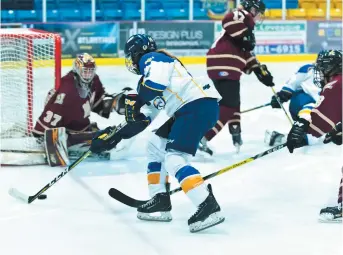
[
  {"left": 124, "top": 34, "right": 157, "bottom": 75},
  {"left": 73, "top": 54, "right": 96, "bottom": 85}
]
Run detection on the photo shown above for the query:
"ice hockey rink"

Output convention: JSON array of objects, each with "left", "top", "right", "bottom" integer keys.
[{"left": 0, "top": 62, "right": 342, "bottom": 255}]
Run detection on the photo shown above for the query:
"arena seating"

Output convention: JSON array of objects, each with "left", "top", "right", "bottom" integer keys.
[{"left": 1, "top": 0, "right": 342, "bottom": 22}]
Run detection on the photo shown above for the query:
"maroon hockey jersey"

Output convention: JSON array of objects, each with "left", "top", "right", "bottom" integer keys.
[
  {"left": 308, "top": 74, "right": 342, "bottom": 137},
  {"left": 32, "top": 71, "right": 105, "bottom": 136},
  {"left": 207, "top": 9, "right": 259, "bottom": 81}
]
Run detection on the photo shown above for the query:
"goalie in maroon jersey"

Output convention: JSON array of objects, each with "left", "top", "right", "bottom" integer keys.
[
  {"left": 199, "top": 0, "right": 275, "bottom": 155},
  {"left": 286, "top": 49, "right": 342, "bottom": 222},
  {"left": 32, "top": 53, "right": 126, "bottom": 166}
]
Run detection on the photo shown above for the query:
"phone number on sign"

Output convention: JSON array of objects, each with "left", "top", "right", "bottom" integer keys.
[{"left": 254, "top": 44, "right": 305, "bottom": 54}]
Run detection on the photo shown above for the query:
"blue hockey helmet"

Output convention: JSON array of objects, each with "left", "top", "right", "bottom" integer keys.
[{"left": 124, "top": 34, "right": 157, "bottom": 75}]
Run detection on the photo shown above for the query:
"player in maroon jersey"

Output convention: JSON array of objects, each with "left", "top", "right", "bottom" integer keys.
[
  {"left": 199, "top": 0, "right": 275, "bottom": 155},
  {"left": 32, "top": 53, "right": 127, "bottom": 166},
  {"left": 320, "top": 123, "right": 342, "bottom": 223},
  {"left": 286, "top": 50, "right": 342, "bottom": 222}
]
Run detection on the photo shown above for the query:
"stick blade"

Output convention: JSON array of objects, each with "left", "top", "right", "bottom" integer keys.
[
  {"left": 108, "top": 188, "right": 147, "bottom": 208},
  {"left": 9, "top": 188, "right": 30, "bottom": 203}
]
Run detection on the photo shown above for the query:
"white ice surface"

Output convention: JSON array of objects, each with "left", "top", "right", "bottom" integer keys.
[{"left": 1, "top": 63, "right": 342, "bottom": 255}]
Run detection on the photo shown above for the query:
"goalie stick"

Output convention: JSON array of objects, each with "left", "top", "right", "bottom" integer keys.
[
  {"left": 108, "top": 143, "right": 287, "bottom": 208},
  {"left": 9, "top": 121, "right": 127, "bottom": 204}
]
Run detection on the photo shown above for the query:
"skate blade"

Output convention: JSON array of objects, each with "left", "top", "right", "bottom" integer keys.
[
  {"left": 137, "top": 211, "right": 172, "bottom": 222},
  {"left": 189, "top": 212, "right": 225, "bottom": 233},
  {"left": 318, "top": 213, "right": 342, "bottom": 223}
]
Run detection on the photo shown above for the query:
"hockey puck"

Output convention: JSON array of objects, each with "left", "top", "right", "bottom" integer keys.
[{"left": 38, "top": 194, "right": 47, "bottom": 200}]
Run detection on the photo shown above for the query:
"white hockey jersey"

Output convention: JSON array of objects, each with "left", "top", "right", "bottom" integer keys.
[
  {"left": 281, "top": 64, "right": 321, "bottom": 102},
  {"left": 137, "top": 52, "right": 221, "bottom": 120}
]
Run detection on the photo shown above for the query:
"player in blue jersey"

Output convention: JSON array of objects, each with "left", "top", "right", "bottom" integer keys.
[
  {"left": 265, "top": 63, "right": 321, "bottom": 146},
  {"left": 89, "top": 34, "right": 225, "bottom": 233}
]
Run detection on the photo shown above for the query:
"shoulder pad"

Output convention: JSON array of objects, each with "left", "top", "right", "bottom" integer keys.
[
  {"left": 139, "top": 52, "right": 175, "bottom": 75},
  {"left": 297, "top": 64, "right": 314, "bottom": 74}
]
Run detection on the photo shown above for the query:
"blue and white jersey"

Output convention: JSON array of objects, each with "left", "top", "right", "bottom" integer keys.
[
  {"left": 137, "top": 52, "right": 221, "bottom": 120},
  {"left": 281, "top": 64, "right": 320, "bottom": 102}
]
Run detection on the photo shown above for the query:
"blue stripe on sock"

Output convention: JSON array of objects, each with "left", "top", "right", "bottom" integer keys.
[
  {"left": 147, "top": 162, "right": 161, "bottom": 173},
  {"left": 175, "top": 166, "right": 200, "bottom": 183}
]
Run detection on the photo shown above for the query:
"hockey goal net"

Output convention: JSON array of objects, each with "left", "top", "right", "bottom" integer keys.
[{"left": 0, "top": 28, "right": 61, "bottom": 154}]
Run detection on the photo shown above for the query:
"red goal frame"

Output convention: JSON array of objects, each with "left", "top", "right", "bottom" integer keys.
[{"left": 0, "top": 28, "right": 61, "bottom": 135}]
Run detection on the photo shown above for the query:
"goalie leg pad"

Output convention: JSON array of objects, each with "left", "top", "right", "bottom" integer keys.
[{"left": 44, "top": 127, "right": 69, "bottom": 167}]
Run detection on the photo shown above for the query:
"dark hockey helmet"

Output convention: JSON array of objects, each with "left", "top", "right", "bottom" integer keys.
[
  {"left": 313, "top": 50, "right": 342, "bottom": 88},
  {"left": 241, "top": 0, "right": 266, "bottom": 20},
  {"left": 124, "top": 34, "right": 157, "bottom": 75}
]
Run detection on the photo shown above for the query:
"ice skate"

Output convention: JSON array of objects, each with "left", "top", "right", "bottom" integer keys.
[
  {"left": 229, "top": 123, "right": 243, "bottom": 153},
  {"left": 319, "top": 204, "right": 342, "bottom": 223},
  {"left": 264, "top": 130, "right": 286, "bottom": 146},
  {"left": 198, "top": 137, "right": 213, "bottom": 156},
  {"left": 137, "top": 192, "right": 172, "bottom": 222},
  {"left": 188, "top": 184, "right": 225, "bottom": 233}
]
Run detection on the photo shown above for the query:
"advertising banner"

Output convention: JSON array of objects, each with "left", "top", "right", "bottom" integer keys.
[
  {"left": 120, "top": 22, "right": 214, "bottom": 56},
  {"left": 307, "top": 21, "right": 342, "bottom": 53},
  {"left": 254, "top": 21, "right": 307, "bottom": 54},
  {"left": 32, "top": 23, "right": 119, "bottom": 58},
  {"left": 214, "top": 20, "right": 307, "bottom": 54}
]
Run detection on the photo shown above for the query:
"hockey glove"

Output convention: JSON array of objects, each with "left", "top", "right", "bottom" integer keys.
[
  {"left": 324, "top": 122, "right": 342, "bottom": 146},
  {"left": 241, "top": 29, "right": 256, "bottom": 52},
  {"left": 286, "top": 118, "right": 309, "bottom": 153},
  {"left": 254, "top": 64, "right": 274, "bottom": 87},
  {"left": 90, "top": 126, "right": 121, "bottom": 154},
  {"left": 124, "top": 94, "right": 144, "bottom": 123},
  {"left": 271, "top": 90, "right": 292, "bottom": 108}
]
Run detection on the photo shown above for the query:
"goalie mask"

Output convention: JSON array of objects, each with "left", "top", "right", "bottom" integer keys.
[
  {"left": 313, "top": 50, "right": 342, "bottom": 88},
  {"left": 124, "top": 34, "right": 157, "bottom": 75},
  {"left": 73, "top": 53, "right": 97, "bottom": 88}
]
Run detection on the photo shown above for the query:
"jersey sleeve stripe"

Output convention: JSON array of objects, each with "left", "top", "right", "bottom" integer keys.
[
  {"left": 309, "top": 123, "right": 325, "bottom": 136},
  {"left": 246, "top": 56, "right": 256, "bottom": 63},
  {"left": 311, "top": 108, "right": 336, "bottom": 129},
  {"left": 143, "top": 80, "right": 166, "bottom": 92},
  {"left": 207, "top": 66, "right": 242, "bottom": 73},
  {"left": 207, "top": 54, "right": 246, "bottom": 64},
  {"left": 282, "top": 87, "right": 294, "bottom": 94},
  {"left": 230, "top": 27, "right": 248, "bottom": 37},
  {"left": 223, "top": 20, "right": 244, "bottom": 28}
]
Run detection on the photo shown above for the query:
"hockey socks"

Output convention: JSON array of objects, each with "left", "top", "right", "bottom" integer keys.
[{"left": 205, "top": 105, "right": 237, "bottom": 141}]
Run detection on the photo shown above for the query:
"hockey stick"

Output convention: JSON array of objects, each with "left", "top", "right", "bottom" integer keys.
[
  {"left": 270, "top": 87, "right": 293, "bottom": 125},
  {"left": 241, "top": 103, "right": 271, "bottom": 114},
  {"left": 8, "top": 151, "right": 92, "bottom": 203},
  {"left": 9, "top": 121, "right": 127, "bottom": 204},
  {"left": 108, "top": 143, "right": 287, "bottom": 208},
  {"left": 254, "top": 57, "right": 293, "bottom": 125}
]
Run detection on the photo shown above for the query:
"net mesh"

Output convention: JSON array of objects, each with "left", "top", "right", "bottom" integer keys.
[{"left": 0, "top": 29, "right": 60, "bottom": 151}]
